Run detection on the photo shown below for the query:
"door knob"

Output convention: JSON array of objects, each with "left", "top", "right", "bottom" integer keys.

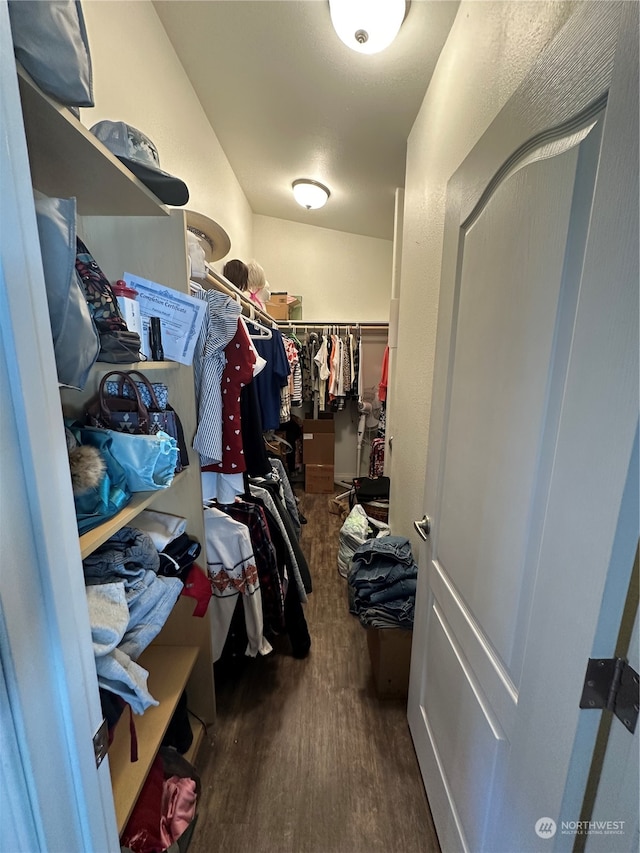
[{"left": 413, "top": 515, "right": 431, "bottom": 541}]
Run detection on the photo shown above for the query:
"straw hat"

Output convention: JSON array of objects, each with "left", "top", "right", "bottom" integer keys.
[{"left": 185, "top": 210, "right": 231, "bottom": 262}]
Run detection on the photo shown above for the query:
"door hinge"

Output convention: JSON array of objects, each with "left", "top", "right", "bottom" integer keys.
[
  {"left": 579, "top": 658, "right": 639, "bottom": 734},
  {"left": 93, "top": 718, "right": 109, "bottom": 768}
]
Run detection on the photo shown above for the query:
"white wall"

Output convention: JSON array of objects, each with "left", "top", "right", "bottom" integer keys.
[
  {"left": 253, "top": 215, "right": 392, "bottom": 321},
  {"left": 80, "top": 0, "right": 254, "bottom": 264},
  {"left": 388, "top": 0, "right": 577, "bottom": 545}
]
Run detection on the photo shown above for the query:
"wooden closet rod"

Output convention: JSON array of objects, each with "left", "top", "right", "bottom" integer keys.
[{"left": 202, "top": 270, "right": 279, "bottom": 329}]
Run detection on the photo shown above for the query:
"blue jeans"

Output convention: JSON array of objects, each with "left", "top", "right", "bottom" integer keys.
[
  {"left": 367, "top": 577, "right": 417, "bottom": 605},
  {"left": 352, "top": 536, "right": 415, "bottom": 566},
  {"left": 358, "top": 599, "right": 415, "bottom": 629},
  {"left": 120, "top": 571, "right": 183, "bottom": 659}
]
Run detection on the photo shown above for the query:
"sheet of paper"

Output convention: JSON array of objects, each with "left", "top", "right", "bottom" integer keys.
[{"left": 123, "top": 273, "right": 206, "bottom": 366}]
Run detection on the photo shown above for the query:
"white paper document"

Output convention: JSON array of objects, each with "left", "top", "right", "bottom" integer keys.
[{"left": 123, "top": 273, "right": 206, "bottom": 365}]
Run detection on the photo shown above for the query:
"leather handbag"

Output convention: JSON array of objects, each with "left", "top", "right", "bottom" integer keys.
[
  {"left": 87, "top": 371, "right": 151, "bottom": 434},
  {"left": 89, "top": 371, "right": 189, "bottom": 471}
]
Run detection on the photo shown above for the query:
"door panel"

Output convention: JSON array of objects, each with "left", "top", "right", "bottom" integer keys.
[
  {"left": 424, "top": 603, "right": 504, "bottom": 852},
  {"left": 408, "top": 4, "right": 638, "bottom": 852},
  {"left": 439, "top": 141, "right": 582, "bottom": 673}
]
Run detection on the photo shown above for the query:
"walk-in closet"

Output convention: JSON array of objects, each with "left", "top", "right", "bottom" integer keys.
[{"left": 2, "top": 2, "right": 638, "bottom": 852}]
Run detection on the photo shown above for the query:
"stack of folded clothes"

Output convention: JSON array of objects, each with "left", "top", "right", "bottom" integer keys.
[{"left": 347, "top": 536, "right": 418, "bottom": 629}]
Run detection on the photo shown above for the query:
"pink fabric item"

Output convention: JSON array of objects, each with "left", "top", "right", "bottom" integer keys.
[
  {"left": 159, "top": 775, "right": 198, "bottom": 849},
  {"left": 378, "top": 345, "right": 389, "bottom": 403},
  {"left": 248, "top": 289, "right": 265, "bottom": 310}
]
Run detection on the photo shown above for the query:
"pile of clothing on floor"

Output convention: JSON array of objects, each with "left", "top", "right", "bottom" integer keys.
[{"left": 347, "top": 536, "right": 418, "bottom": 629}]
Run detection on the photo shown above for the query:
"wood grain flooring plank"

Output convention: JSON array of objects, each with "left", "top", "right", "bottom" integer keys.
[{"left": 190, "top": 492, "right": 440, "bottom": 853}]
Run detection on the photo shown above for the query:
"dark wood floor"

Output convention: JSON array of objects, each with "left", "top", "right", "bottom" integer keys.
[{"left": 190, "top": 491, "right": 440, "bottom": 853}]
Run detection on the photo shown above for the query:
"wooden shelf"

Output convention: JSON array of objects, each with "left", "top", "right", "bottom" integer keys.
[
  {"left": 79, "top": 471, "right": 186, "bottom": 558},
  {"left": 90, "top": 361, "right": 180, "bottom": 373},
  {"left": 108, "top": 645, "right": 199, "bottom": 834},
  {"left": 123, "top": 361, "right": 181, "bottom": 372},
  {"left": 16, "top": 65, "right": 168, "bottom": 217}
]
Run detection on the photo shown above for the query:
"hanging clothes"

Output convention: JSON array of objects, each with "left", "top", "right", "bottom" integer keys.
[
  {"left": 249, "top": 324, "right": 290, "bottom": 431},
  {"left": 314, "top": 333, "right": 330, "bottom": 411},
  {"left": 192, "top": 289, "right": 241, "bottom": 465},
  {"left": 213, "top": 500, "right": 286, "bottom": 637},
  {"left": 369, "top": 344, "right": 389, "bottom": 476},
  {"left": 378, "top": 345, "right": 389, "bottom": 404},
  {"left": 282, "top": 336, "right": 302, "bottom": 407},
  {"left": 200, "top": 317, "right": 256, "bottom": 503},
  {"left": 204, "top": 506, "right": 273, "bottom": 662},
  {"left": 248, "top": 482, "right": 311, "bottom": 601},
  {"left": 300, "top": 332, "right": 318, "bottom": 405}
]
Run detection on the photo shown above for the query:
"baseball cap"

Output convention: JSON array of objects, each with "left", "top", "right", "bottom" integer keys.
[{"left": 90, "top": 120, "right": 189, "bottom": 206}]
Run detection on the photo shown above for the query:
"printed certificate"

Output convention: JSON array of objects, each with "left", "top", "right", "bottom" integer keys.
[{"left": 123, "top": 273, "right": 206, "bottom": 365}]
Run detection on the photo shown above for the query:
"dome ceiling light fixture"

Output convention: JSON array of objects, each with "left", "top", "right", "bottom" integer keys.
[
  {"left": 292, "top": 179, "right": 331, "bottom": 210},
  {"left": 329, "top": 0, "right": 409, "bottom": 55}
]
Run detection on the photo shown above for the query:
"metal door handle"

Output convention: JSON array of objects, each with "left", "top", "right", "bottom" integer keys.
[{"left": 413, "top": 515, "right": 431, "bottom": 541}]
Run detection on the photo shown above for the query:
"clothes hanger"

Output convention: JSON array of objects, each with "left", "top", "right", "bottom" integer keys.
[
  {"left": 246, "top": 305, "right": 273, "bottom": 339},
  {"left": 287, "top": 327, "right": 303, "bottom": 347}
]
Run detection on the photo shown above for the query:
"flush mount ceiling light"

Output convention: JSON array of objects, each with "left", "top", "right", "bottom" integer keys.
[
  {"left": 292, "top": 179, "right": 331, "bottom": 210},
  {"left": 329, "top": 0, "right": 408, "bottom": 54}
]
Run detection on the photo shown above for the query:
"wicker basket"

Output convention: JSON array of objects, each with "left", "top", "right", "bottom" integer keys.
[{"left": 360, "top": 500, "right": 389, "bottom": 523}]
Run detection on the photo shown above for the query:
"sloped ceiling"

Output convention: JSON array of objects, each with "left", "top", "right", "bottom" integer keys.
[{"left": 154, "top": 1, "right": 458, "bottom": 240}]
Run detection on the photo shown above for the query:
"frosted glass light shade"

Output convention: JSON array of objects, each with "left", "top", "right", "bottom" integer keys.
[
  {"left": 292, "top": 179, "right": 330, "bottom": 210},
  {"left": 329, "top": 0, "right": 405, "bottom": 54}
]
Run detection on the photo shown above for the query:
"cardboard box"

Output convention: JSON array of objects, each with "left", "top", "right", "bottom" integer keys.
[
  {"left": 305, "top": 464, "right": 335, "bottom": 493},
  {"left": 269, "top": 292, "right": 289, "bottom": 305},
  {"left": 367, "top": 627, "right": 413, "bottom": 699},
  {"left": 265, "top": 300, "right": 289, "bottom": 321},
  {"left": 303, "top": 418, "right": 335, "bottom": 464},
  {"left": 266, "top": 293, "right": 302, "bottom": 322}
]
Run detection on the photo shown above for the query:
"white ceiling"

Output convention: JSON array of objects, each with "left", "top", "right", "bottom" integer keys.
[{"left": 153, "top": 1, "right": 459, "bottom": 241}]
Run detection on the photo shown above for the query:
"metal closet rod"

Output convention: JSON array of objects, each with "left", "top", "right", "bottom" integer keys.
[
  {"left": 204, "top": 271, "right": 278, "bottom": 328},
  {"left": 279, "top": 321, "right": 389, "bottom": 329}
]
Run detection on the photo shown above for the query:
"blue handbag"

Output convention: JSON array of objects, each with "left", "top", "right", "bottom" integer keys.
[
  {"left": 89, "top": 428, "right": 178, "bottom": 492},
  {"left": 66, "top": 423, "right": 132, "bottom": 534}
]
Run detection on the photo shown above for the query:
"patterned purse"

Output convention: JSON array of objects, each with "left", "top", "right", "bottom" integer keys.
[
  {"left": 87, "top": 371, "right": 150, "bottom": 434},
  {"left": 75, "top": 237, "right": 127, "bottom": 333},
  {"left": 104, "top": 375, "right": 169, "bottom": 410},
  {"left": 89, "top": 371, "right": 189, "bottom": 471}
]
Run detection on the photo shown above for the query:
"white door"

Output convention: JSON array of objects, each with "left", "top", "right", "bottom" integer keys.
[{"left": 408, "top": 4, "right": 639, "bottom": 853}]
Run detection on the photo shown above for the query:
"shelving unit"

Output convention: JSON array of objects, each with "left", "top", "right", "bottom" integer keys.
[
  {"left": 17, "top": 64, "right": 168, "bottom": 216},
  {"left": 78, "top": 472, "right": 186, "bottom": 559},
  {"left": 16, "top": 64, "right": 215, "bottom": 843},
  {"left": 109, "top": 645, "right": 199, "bottom": 833}
]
